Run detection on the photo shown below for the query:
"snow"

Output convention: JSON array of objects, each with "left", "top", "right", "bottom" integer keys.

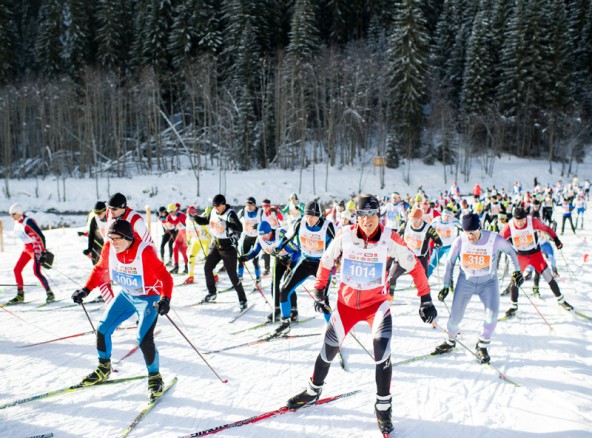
[{"left": 1, "top": 156, "right": 592, "bottom": 437}]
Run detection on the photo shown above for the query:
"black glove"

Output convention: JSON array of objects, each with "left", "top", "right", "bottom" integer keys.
[
  {"left": 238, "top": 254, "right": 249, "bottom": 263},
  {"left": 438, "top": 287, "right": 450, "bottom": 302},
  {"left": 154, "top": 296, "right": 170, "bottom": 316},
  {"left": 72, "top": 287, "right": 91, "bottom": 304},
  {"left": 312, "top": 289, "right": 331, "bottom": 314},
  {"left": 553, "top": 236, "right": 563, "bottom": 250},
  {"left": 270, "top": 248, "right": 282, "bottom": 257},
  {"left": 512, "top": 270, "right": 524, "bottom": 287},
  {"left": 82, "top": 249, "right": 91, "bottom": 256},
  {"left": 419, "top": 301, "right": 437, "bottom": 323}
]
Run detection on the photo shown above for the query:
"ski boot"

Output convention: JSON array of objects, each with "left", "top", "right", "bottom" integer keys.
[
  {"left": 183, "top": 276, "right": 194, "bottom": 285},
  {"left": 475, "top": 339, "right": 491, "bottom": 364},
  {"left": 148, "top": 372, "right": 164, "bottom": 402},
  {"left": 286, "top": 380, "right": 322, "bottom": 410},
  {"left": 289, "top": 307, "right": 299, "bottom": 322},
  {"left": 432, "top": 339, "right": 456, "bottom": 355},
  {"left": 505, "top": 303, "right": 518, "bottom": 318},
  {"left": 266, "top": 308, "right": 281, "bottom": 322},
  {"left": 263, "top": 268, "right": 270, "bottom": 276},
  {"left": 375, "top": 394, "right": 394, "bottom": 435},
  {"left": 82, "top": 358, "right": 111, "bottom": 386},
  {"left": 204, "top": 291, "right": 217, "bottom": 302},
  {"left": 239, "top": 300, "right": 248, "bottom": 311},
  {"left": 46, "top": 290, "right": 56, "bottom": 304},
  {"left": 558, "top": 296, "right": 574, "bottom": 311},
  {"left": 169, "top": 264, "right": 179, "bottom": 274},
  {"left": 8, "top": 290, "right": 24, "bottom": 305},
  {"left": 182, "top": 265, "right": 188, "bottom": 274},
  {"left": 552, "top": 267, "right": 559, "bottom": 277},
  {"left": 501, "top": 284, "right": 511, "bottom": 296},
  {"left": 532, "top": 286, "right": 540, "bottom": 298},
  {"left": 274, "top": 318, "right": 291, "bottom": 336},
  {"left": 524, "top": 270, "right": 532, "bottom": 281}
]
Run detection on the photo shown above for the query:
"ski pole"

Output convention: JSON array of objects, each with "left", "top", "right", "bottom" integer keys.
[
  {"left": 164, "top": 314, "right": 228, "bottom": 384},
  {"left": 518, "top": 286, "right": 554, "bottom": 331},
  {"left": 80, "top": 302, "right": 96, "bottom": 333},
  {"left": 0, "top": 305, "right": 29, "bottom": 322},
  {"left": 558, "top": 249, "right": 579, "bottom": 287},
  {"left": 243, "top": 263, "right": 273, "bottom": 311},
  {"left": 51, "top": 267, "right": 85, "bottom": 287},
  {"left": 349, "top": 330, "right": 375, "bottom": 360},
  {"left": 0, "top": 283, "right": 36, "bottom": 287}
]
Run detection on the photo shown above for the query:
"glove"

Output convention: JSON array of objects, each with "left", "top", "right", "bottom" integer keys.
[
  {"left": 438, "top": 287, "right": 450, "bottom": 302},
  {"left": 553, "top": 236, "right": 563, "bottom": 250},
  {"left": 154, "top": 296, "right": 171, "bottom": 316},
  {"left": 238, "top": 254, "right": 249, "bottom": 263},
  {"left": 82, "top": 249, "right": 91, "bottom": 256},
  {"left": 72, "top": 287, "right": 91, "bottom": 304},
  {"left": 312, "top": 289, "right": 331, "bottom": 314},
  {"left": 512, "top": 270, "right": 524, "bottom": 287},
  {"left": 270, "top": 248, "right": 282, "bottom": 257},
  {"left": 419, "top": 301, "right": 437, "bottom": 323}
]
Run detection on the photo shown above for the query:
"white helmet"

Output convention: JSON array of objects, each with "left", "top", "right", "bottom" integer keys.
[{"left": 9, "top": 203, "right": 24, "bottom": 215}]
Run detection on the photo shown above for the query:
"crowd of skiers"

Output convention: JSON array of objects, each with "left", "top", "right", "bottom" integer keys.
[{"left": 4, "top": 175, "right": 588, "bottom": 435}]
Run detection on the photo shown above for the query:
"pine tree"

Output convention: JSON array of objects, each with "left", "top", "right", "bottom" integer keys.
[
  {"left": 385, "top": 131, "right": 400, "bottom": 169},
  {"left": 286, "top": 0, "right": 319, "bottom": 61},
  {"left": 0, "top": 0, "right": 17, "bottom": 82},
  {"left": 568, "top": 0, "right": 592, "bottom": 117},
  {"left": 461, "top": 0, "right": 495, "bottom": 115},
  {"left": 132, "top": 0, "right": 174, "bottom": 72},
  {"left": 65, "top": 0, "right": 95, "bottom": 78},
  {"left": 388, "top": 0, "right": 430, "bottom": 158},
  {"left": 96, "top": 0, "right": 129, "bottom": 71},
  {"left": 36, "top": 0, "right": 66, "bottom": 78}
]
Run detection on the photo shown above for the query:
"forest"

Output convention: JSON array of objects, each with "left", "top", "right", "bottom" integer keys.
[{"left": 0, "top": 0, "right": 590, "bottom": 187}]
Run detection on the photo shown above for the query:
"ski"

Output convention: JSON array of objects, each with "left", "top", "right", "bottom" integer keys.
[
  {"left": 35, "top": 299, "right": 65, "bottom": 309},
  {"left": 230, "top": 316, "right": 315, "bottom": 335},
  {"left": 120, "top": 377, "right": 178, "bottom": 438},
  {"left": 18, "top": 326, "right": 137, "bottom": 348},
  {"left": 204, "top": 333, "right": 319, "bottom": 355},
  {"left": 228, "top": 304, "right": 255, "bottom": 324},
  {"left": 0, "top": 300, "right": 31, "bottom": 307},
  {"left": 181, "top": 389, "right": 360, "bottom": 437},
  {"left": 0, "top": 375, "right": 147, "bottom": 410},
  {"left": 574, "top": 310, "right": 591, "bottom": 320},
  {"left": 25, "top": 434, "right": 54, "bottom": 438},
  {"left": 392, "top": 352, "right": 442, "bottom": 367}
]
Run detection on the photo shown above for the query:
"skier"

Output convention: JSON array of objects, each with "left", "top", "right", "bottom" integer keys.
[
  {"left": 71, "top": 219, "right": 173, "bottom": 401},
  {"left": 273, "top": 200, "right": 336, "bottom": 333},
  {"left": 183, "top": 205, "right": 213, "bottom": 285},
  {"left": 237, "top": 197, "right": 263, "bottom": 284},
  {"left": 281, "top": 193, "right": 305, "bottom": 225},
  {"left": 382, "top": 192, "right": 408, "bottom": 230},
  {"left": 285, "top": 194, "right": 437, "bottom": 435},
  {"left": 158, "top": 206, "right": 176, "bottom": 265},
  {"left": 193, "top": 194, "right": 248, "bottom": 310},
  {"left": 166, "top": 203, "right": 188, "bottom": 274},
  {"left": 260, "top": 199, "right": 284, "bottom": 275},
  {"left": 83, "top": 201, "right": 107, "bottom": 265},
  {"left": 557, "top": 196, "right": 576, "bottom": 235},
  {"left": 433, "top": 213, "right": 522, "bottom": 363},
  {"left": 239, "top": 221, "right": 301, "bottom": 321},
  {"left": 500, "top": 207, "right": 573, "bottom": 317},
  {"left": 427, "top": 207, "right": 462, "bottom": 278},
  {"left": 390, "top": 207, "right": 442, "bottom": 290},
  {"left": 574, "top": 193, "right": 586, "bottom": 230},
  {"left": 7, "top": 203, "right": 54, "bottom": 304}
]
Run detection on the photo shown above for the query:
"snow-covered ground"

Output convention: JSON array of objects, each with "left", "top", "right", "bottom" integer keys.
[{"left": 1, "top": 157, "right": 591, "bottom": 437}]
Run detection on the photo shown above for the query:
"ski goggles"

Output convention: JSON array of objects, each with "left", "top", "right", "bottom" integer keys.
[{"left": 356, "top": 209, "right": 380, "bottom": 218}]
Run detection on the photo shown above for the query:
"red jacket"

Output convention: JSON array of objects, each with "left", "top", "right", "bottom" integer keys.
[{"left": 85, "top": 233, "right": 173, "bottom": 299}]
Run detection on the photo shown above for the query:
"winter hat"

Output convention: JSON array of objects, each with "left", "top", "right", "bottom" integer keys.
[
  {"left": 410, "top": 208, "right": 423, "bottom": 221},
  {"left": 158, "top": 206, "right": 167, "bottom": 213},
  {"left": 290, "top": 193, "right": 298, "bottom": 200},
  {"left": 258, "top": 221, "right": 273, "bottom": 235},
  {"left": 513, "top": 207, "right": 527, "bottom": 220},
  {"left": 340, "top": 210, "right": 352, "bottom": 221},
  {"left": 212, "top": 194, "right": 226, "bottom": 205},
  {"left": 462, "top": 213, "right": 481, "bottom": 231},
  {"left": 93, "top": 201, "right": 106, "bottom": 213},
  {"left": 167, "top": 203, "right": 177, "bottom": 213},
  {"left": 355, "top": 194, "right": 380, "bottom": 211},
  {"left": 186, "top": 205, "right": 197, "bottom": 216},
  {"left": 108, "top": 193, "right": 127, "bottom": 209},
  {"left": 9, "top": 203, "right": 24, "bottom": 215},
  {"left": 262, "top": 199, "right": 271, "bottom": 206},
  {"left": 108, "top": 219, "right": 134, "bottom": 241},
  {"left": 304, "top": 201, "right": 322, "bottom": 217},
  {"left": 246, "top": 197, "right": 256, "bottom": 205}
]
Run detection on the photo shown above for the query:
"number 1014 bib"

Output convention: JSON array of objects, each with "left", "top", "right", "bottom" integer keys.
[{"left": 340, "top": 228, "right": 389, "bottom": 290}]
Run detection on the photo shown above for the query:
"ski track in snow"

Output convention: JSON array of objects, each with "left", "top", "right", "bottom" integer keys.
[{"left": 1, "top": 192, "right": 592, "bottom": 436}]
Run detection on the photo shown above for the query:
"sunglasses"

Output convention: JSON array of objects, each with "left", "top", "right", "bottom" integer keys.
[
  {"left": 464, "top": 230, "right": 481, "bottom": 236},
  {"left": 356, "top": 209, "right": 379, "bottom": 218},
  {"left": 108, "top": 235, "right": 126, "bottom": 242},
  {"left": 108, "top": 206, "right": 123, "bottom": 211}
]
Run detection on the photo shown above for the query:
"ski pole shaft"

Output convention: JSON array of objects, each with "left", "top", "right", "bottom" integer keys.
[
  {"left": 518, "top": 286, "right": 554, "bottom": 331},
  {"left": 349, "top": 332, "right": 374, "bottom": 360},
  {"left": 433, "top": 322, "right": 481, "bottom": 361},
  {"left": 243, "top": 263, "right": 273, "bottom": 311},
  {"left": 51, "top": 267, "right": 84, "bottom": 287},
  {"left": 0, "top": 283, "right": 36, "bottom": 287},
  {"left": 0, "top": 305, "right": 29, "bottom": 322},
  {"left": 80, "top": 303, "right": 96, "bottom": 333},
  {"left": 558, "top": 249, "right": 578, "bottom": 288},
  {"left": 165, "top": 314, "right": 228, "bottom": 384}
]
